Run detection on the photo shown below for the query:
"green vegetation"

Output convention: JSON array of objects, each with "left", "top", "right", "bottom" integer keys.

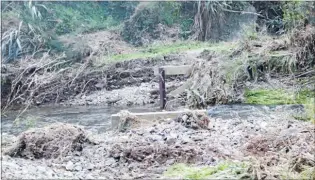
[
  {"left": 164, "top": 160, "right": 315, "bottom": 180},
  {"left": 122, "top": 2, "right": 195, "bottom": 45},
  {"left": 163, "top": 161, "right": 251, "bottom": 179},
  {"left": 282, "top": 1, "right": 312, "bottom": 31},
  {"left": 45, "top": 2, "right": 138, "bottom": 35},
  {"left": 281, "top": 166, "right": 315, "bottom": 180},
  {"left": 99, "top": 42, "right": 210, "bottom": 64},
  {"left": 294, "top": 97, "right": 315, "bottom": 123},
  {"left": 1, "top": 1, "right": 138, "bottom": 35},
  {"left": 1, "top": 1, "right": 137, "bottom": 62},
  {"left": 14, "top": 115, "right": 39, "bottom": 129},
  {"left": 1, "top": 1, "right": 315, "bottom": 110},
  {"left": 245, "top": 89, "right": 315, "bottom": 122},
  {"left": 96, "top": 41, "right": 237, "bottom": 65},
  {"left": 244, "top": 89, "right": 315, "bottom": 105},
  {"left": 2, "top": 1, "right": 315, "bottom": 62}
]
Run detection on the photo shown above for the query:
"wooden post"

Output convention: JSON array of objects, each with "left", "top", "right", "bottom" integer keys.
[{"left": 159, "top": 67, "right": 166, "bottom": 109}]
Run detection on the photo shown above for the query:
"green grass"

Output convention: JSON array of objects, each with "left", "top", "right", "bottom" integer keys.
[
  {"left": 95, "top": 41, "right": 237, "bottom": 66},
  {"left": 245, "top": 89, "right": 315, "bottom": 122},
  {"left": 245, "top": 89, "right": 296, "bottom": 105},
  {"left": 244, "top": 89, "right": 314, "bottom": 105},
  {"left": 163, "top": 161, "right": 251, "bottom": 179},
  {"left": 110, "top": 42, "right": 209, "bottom": 61}
]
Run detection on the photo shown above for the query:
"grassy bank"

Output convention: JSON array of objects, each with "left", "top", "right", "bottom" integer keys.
[
  {"left": 245, "top": 89, "right": 315, "bottom": 122},
  {"left": 244, "top": 89, "right": 315, "bottom": 105},
  {"left": 95, "top": 41, "right": 237, "bottom": 65}
]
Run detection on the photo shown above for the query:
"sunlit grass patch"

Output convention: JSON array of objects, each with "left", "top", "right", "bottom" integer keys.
[
  {"left": 245, "top": 89, "right": 296, "bottom": 105},
  {"left": 244, "top": 89, "right": 314, "bottom": 105},
  {"left": 108, "top": 41, "right": 209, "bottom": 62},
  {"left": 95, "top": 41, "right": 237, "bottom": 65},
  {"left": 245, "top": 88, "right": 315, "bottom": 122},
  {"left": 163, "top": 161, "right": 251, "bottom": 179}
]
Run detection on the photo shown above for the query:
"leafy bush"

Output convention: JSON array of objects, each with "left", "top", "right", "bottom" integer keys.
[
  {"left": 45, "top": 2, "right": 107, "bottom": 35},
  {"left": 102, "top": 1, "right": 138, "bottom": 22},
  {"left": 122, "top": 2, "right": 195, "bottom": 46},
  {"left": 2, "top": 1, "right": 137, "bottom": 62},
  {"left": 282, "top": 1, "right": 310, "bottom": 31},
  {"left": 1, "top": 1, "right": 58, "bottom": 63}
]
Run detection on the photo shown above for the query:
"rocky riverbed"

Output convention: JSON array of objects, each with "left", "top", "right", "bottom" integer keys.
[{"left": 2, "top": 106, "right": 314, "bottom": 179}]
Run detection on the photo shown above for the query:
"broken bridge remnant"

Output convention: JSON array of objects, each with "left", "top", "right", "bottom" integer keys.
[
  {"left": 111, "top": 110, "right": 207, "bottom": 129},
  {"left": 154, "top": 65, "right": 192, "bottom": 109}
]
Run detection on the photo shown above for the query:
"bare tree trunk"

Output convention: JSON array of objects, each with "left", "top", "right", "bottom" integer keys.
[{"left": 194, "top": 1, "right": 211, "bottom": 41}]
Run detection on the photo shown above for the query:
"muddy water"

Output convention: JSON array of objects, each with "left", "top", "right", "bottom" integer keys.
[{"left": 1, "top": 104, "right": 304, "bottom": 135}]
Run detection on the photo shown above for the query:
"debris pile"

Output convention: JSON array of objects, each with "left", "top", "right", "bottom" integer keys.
[
  {"left": 175, "top": 110, "right": 210, "bottom": 129},
  {"left": 116, "top": 110, "right": 141, "bottom": 132},
  {"left": 4, "top": 123, "right": 92, "bottom": 159},
  {"left": 2, "top": 107, "right": 314, "bottom": 179}
]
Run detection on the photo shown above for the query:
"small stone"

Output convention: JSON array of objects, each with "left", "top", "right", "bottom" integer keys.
[
  {"left": 64, "top": 171, "right": 73, "bottom": 177},
  {"left": 65, "top": 161, "right": 74, "bottom": 171},
  {"left": 2, "top": 155, "right": 10, "bottom": 161},
  {"left": 86, "top": 163, "right": 94, "bottom": 170},
  {"left": 105, "top": 158, "right": 116, "bottom": 166},
  {"left": 182, "top": 115, "right": 188, "bottom": 121},
  {"left": 191, "top": 136, "right": 203, "bottom": 142},
  {"left": 149, "top": 135, "right": 162, "bottom": 142},
  {"left": 149, "top": 127, "right": 156, "bottom": 133},
  {"left": 37, "top": 166, "right": 47, "bottom": 173},
  {"left": 166, "top": 137, "right": 176, "bottom": 145},
  {"left": 74, "top": 165, "right": 82, "bottom": 171},
  {"left": 86, "top": 174, "right": 95, "bottom": 179},
  {"left": 181, "top": 136, "right": 191, "bottom": 144}
]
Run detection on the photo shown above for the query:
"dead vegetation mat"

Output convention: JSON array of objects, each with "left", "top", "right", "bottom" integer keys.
[
  {"left": 1, "top": 49, "right": 186, "bottom": 111},
  {"left": 2, "top": 109, "right": 315, "bottom": 179},
  {"left": 245, "top": 125, "right": 315, "bottom": 179},
  {"left": 177, "top": 27, "right": 315, "bottom": 108},
  {"left": 4, "top": 123, "right": 93, "bottom": 159},
  {"left": 111, "top": 110, "right": 314, "bottom": 179}
]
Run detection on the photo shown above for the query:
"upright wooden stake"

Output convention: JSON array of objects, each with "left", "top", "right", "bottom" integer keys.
[{"left": 159, "top": 67, "right": 166, "bottom": 109}]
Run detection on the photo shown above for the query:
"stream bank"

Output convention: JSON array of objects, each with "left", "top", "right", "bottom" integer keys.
[{"left": 1, "top": 104, "right": 314, "bottom": 179}]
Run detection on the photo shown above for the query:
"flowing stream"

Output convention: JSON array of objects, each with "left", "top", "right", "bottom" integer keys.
[{"left": 1, "top": 104, "right": 304, "bottom": 136}]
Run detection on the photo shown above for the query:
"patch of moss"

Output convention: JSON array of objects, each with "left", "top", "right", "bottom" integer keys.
[{"left": 163, "top": 161, "right": 251, "bottom": 179}]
